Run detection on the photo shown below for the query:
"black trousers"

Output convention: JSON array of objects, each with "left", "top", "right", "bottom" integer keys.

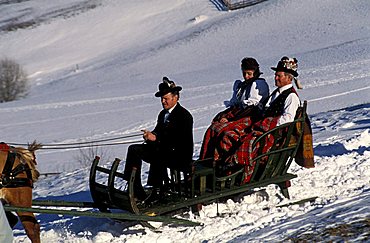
[{"left": 123, "top": 143, "right": 167, "bottom": 188}]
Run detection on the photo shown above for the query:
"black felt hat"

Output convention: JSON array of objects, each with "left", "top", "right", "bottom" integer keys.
[
  {"left": 155, "top": 77, "right": 182, "bottom": 97},
  {"left": 241, "top": 57, "right": 259, "bottom": 71},
  {"left": 271, "top": 56, "right": 299, "bottom": 77}
]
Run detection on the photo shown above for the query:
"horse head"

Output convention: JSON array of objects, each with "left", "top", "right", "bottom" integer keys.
[{"left": 13, "top": 140, "right": 42, "bottom": 183}]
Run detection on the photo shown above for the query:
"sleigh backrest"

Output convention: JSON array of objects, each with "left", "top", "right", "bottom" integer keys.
[{"left": 249, "top": 101, "right": 307, "bottom": 182}]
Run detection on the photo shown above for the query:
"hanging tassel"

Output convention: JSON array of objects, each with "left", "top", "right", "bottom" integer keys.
[{"left": 294, "top": 78, "right": 303, "bottom": 89}]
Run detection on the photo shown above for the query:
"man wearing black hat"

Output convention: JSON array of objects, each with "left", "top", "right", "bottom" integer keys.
[
  {"left": 263, "top": 56, "right": 301, "bottom": 125},
  {"left": 122, "top": 77, "right": 193, "bottom": 204}
]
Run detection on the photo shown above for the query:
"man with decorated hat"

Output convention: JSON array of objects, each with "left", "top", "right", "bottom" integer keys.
[
  {"left": 122, "top": 77, "right": 193, "bottom": 204},
  {"left": 264, "top": 56, "right": 301, "bottom": 125}
]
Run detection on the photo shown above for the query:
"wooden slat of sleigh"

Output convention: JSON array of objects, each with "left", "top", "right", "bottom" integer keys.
[{"left": 249, "top": 101, "right": 307, "bottom": 182}]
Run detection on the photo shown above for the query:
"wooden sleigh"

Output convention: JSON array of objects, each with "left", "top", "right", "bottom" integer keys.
[{"left": 89, "top": 101, "right": 312, "bottom": 228}]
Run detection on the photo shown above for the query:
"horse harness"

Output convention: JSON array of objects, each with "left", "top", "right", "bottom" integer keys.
[{"left": 0, "top": 143, "right": 34, "bottom": 189}]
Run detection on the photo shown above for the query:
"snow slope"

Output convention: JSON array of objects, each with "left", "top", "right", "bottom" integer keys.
[{"left": 0, "top": 0, "right": 369, "bottom": 242}]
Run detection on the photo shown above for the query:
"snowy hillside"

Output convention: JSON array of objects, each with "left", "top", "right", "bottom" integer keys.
[{"left": 0, "top": 0, "right": 369, "bottom": 242}]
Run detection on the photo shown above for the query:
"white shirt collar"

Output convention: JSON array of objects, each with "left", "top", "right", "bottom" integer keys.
[
  {"left": 268, "top": 83, "right": 293, "bottom": 105},
  {"left": 167, "top": 103, "right": 177, "bottom": 113},
  {"left": 278, "top": 83, "right": 293, "bottom": 93}
]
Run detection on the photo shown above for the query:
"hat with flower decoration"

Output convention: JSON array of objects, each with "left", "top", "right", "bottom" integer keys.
[{"left": 271, "top": 56, "right": 299, "bottom": 77}]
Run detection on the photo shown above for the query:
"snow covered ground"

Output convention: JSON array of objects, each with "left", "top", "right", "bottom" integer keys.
[{"left": 0, "top": 0, "right": 369, "bottom": 242}]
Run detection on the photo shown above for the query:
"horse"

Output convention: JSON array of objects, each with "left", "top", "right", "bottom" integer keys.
[{"left": 0, "top": 141, "right": 42, "bottom": 243}]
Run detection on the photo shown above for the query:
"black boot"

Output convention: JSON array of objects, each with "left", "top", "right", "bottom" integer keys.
[
  {"left": 133, "top": 181, "right": 147, "bottom": 201},
  {"left": 144, "top": 187, "right": 161, "bottom": 206}
]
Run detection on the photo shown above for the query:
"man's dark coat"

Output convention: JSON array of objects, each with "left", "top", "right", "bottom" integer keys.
[
  {"left": 123, "top": 102, "right": 193, "bottom": 188},
  {"left": 151, "top": 103, "right": 194, "bottom": 167}
]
